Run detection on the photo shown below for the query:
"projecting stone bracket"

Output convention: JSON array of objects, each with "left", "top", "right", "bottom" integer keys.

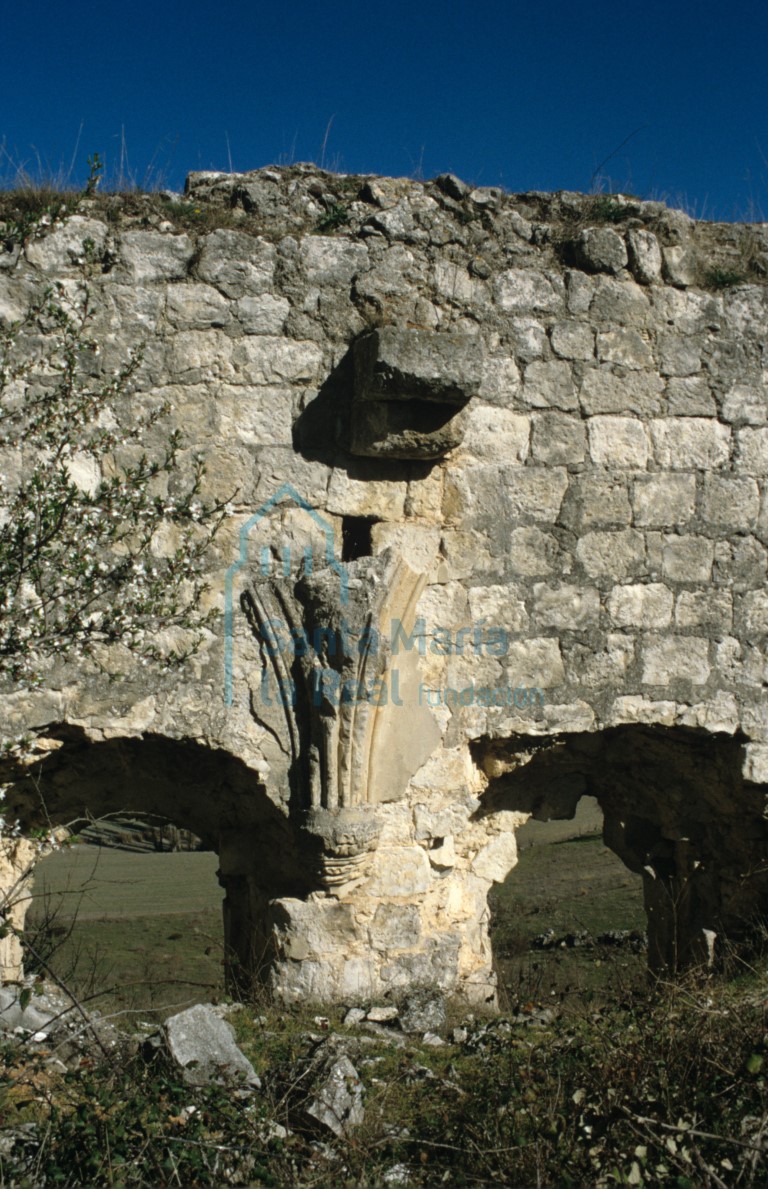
[{"left": 347, "top": 326, "right": 482, "bottom": 459}]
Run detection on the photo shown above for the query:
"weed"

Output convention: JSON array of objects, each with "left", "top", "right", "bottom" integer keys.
[
  {"left": 315, "top": 202, "right": 349, "bottom": 233},
  {"left": 589, "top": 194, "right": 636, "bottom": 223},
  {"left": 703, "top": 266, "right": 749, "bottom": 290}
]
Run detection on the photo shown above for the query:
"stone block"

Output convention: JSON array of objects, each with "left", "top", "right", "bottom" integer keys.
[
  {"left": 494, "top": 268, "right": 561, "bottom": 313},
  {"left": 662, "top": 244, "right": 698, "bottom": 287},
  {"left": 504, "top": 467, "right": 569, "bottom": 520},
  {"left": 119, "top": 230, "right": 194, "bottom": 281},
  {"left": 650, "top": 418, "right": 731, "bottom": 470},
  {"left": 652, "top": 287, "right": 719, "bottom": 333},
  {"left": 166, "top": 283, "right": 231, "bottom": 329},
  {"left": 596, "top": 328, "right": 653, "bottom": 370},
  {"left": 350, "top": 327, "right": 482, "bottom": 459},
  {"left": 576, "top": 227, "right": 628, "bottom": 274},
  {"left": 365, "top": 847, "right": 431, "bottom": 897},
  {"left": 164, "top": 1005, "right": 260, "bottom": 1087},
  {"left": 657, "top": 334, "right": 701, "bottom": 377},
  {"left": 508, "top": 527, "right": 560, "bottom": 576},
  {"left": 589, "top": 277, "right": 651, "bottom": 326},
  {"left": 532, "top": 583, "right": 600, "bottom": 629},
  {"left": 579, "top": 367, "right": 664, "bottom": 416},
  {"left": 25, "top": 216, "right": 108, "bottom": 273},
  {"left": 563, "top": 635, "right": 634, "bottom": 684},
  {"left": 588, "top": 416, "right": 649, "bottom": 468},
  {"left": 371, "top": 903, "right": 422, "bottom": 949},
  {"left": 468, "top": 584, "right": 529, "bottom": 631},
  {"left": 550, "top": 320, "right": 595, "bottom": 361},
  {"left": 721, "top": 384, "right": 768, "bottom": 425},
  {"left": 742, "top": 743, "right": 768, "bottom": 784},
  {"left": 478, "top": 355, "right": 522, "bottom": 404},
  {"left": 737, "top": 590, "right": 768, "bottom": 636},
  {"left": 300, "top": 236, "right": 368, "bottom": 284},
  {"left": 576, "top": 529, "right": 646, "bottom": 578},
  {"left": 234, "top": 336, "right": 323, "bottom": 385},
  {"left": 566, "top": 269, "right": 595, "bottom": 315},
  {"left": 461, "top": 406, "right": 530, "bottom": 463},
  {"left": 507, "top": 317, "right": 548, "bottom": 361},
  {"left": 665, "top": 376, "right": 717, "bottom": 416},
  {"left": 627, "top": 229, "right": 663, "bottom": 284},
  {"left": 675, "top": 590, "right": 733, "bottom": 631},
  {"left": 236, "top": 294, "right": 290, "bottom": 334},
  {"left": 735, "top": 427, "right": 768, "bottom": 474},
  {"left": 607, "top": 583, "right": 674, "bottom": 629},
  {"left": 471, "top": 832, "right": 518, "bottom": 882},
  {"left": 641, "top": 637, "right": 710, "bottom": 685},
  {"left": 196, "top": 229, "right": 276, "bottom": 297},
  {"left": 661, "top": 535, "right": 714, "bottom": 583},
  {"left": 610, "top": 695, "right": 677, "bottom": 726},
  {"left": 700, "top": 476, "right": 760, "bottom": 529},
  {"left": 531, "top": 412, "right": 587, "bottom": 464},
  {"left": 559, "top": 476, "right": 632, "bottom": 530},
  {"left": 632, "top": 474, "right": 696, "bottom": 527},
  {"left": 522, "top": 360, "right": 577, "bottom": 410},
  {"left": 504, "top": 637, "right": 565, "bottom": 687}
]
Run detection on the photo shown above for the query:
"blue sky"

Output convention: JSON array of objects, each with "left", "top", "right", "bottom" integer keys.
[{"left": 2, "top": 0, "right": 767, "bottom": 221}]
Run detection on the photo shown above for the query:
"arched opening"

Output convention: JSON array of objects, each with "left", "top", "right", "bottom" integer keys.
[
  {"left": 25, "top": 816, "right": 224, "bottom": 1013},
  {"left": 473, "top": 725, "right": 768, "bottom": 988},
  {"left": 488, "top": 796, "right": 647, "bottom": 1007},
  {"left": 0, "top": 728, "right": 308, "bottom": 1006}
]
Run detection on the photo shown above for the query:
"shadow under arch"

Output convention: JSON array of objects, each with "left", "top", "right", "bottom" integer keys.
[
  {"left": 470, "top": 724, "right": 768, "bottom": 977},
  {"left": 2, "top": 726, "right": 310, "bottom": 995}
]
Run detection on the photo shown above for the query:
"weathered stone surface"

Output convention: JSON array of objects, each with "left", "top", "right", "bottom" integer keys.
[
  {"left": 588, "top": 416, "right": 650, "bottom": 469},
  {"left": 632, "top": 474, "right": 696, "bottom": 527},
  {"left": 550, "top": 320, "right": 595, "bottom": 361},
  {"left": 306, "top": 1056, "right": 364, "bottom": 1137},
  {"left": 164, "top": 1005, "right": 260, "bottom": 1087},
  {"left": 627, "top": 229, "right": 663, "bottom": 284},
  {"left": 607, "top": 583, "right": 674, "bottom": 629},
  {"left": 2, "top": 167, "right": 768, "bottom": 1006},
  {"left": 576, "top": 227, "right": 628, "bottom": 275}
]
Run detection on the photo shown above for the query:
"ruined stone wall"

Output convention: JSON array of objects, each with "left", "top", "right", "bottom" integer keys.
[{"left": 2, "top": 166, "right": 768, "bottom": 1000}]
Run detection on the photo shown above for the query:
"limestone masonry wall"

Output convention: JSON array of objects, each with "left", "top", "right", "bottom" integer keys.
[{"left": 2, "top": 166, "right": 768, "bottom": 1001}]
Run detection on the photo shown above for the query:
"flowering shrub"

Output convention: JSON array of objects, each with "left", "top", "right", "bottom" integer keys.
[{"left": 0, "top": 280, "right": 227, "bottom": 692}]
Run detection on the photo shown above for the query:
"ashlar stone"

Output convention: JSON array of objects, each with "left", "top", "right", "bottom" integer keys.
[
  {"left": 642, "top": 637, "right": 711, "bottom": 686},
  {"left": 701, "top": 476, "right": 760, "bottom": 530},
  {"left": 576, "top": 529, "right": 646, "bottom": 579},
  {"left": 607, "top": 583, "right": 674, "bottom": 629},
  {"left": 550, "top": 320, "right": 595, "bottom": 361},
  {"left": 632, "top": 474, "right": 696, "bottom": 527},
  {"left": 736, "top": 427, "right": 768, "bottom": 474},
  {"left": 721, "top": 383, "right": 768, "bottom": 425},
  {"left": 588, "top": 416, "right": 649, "bottom": 469},
  {"left": 651, "top": 418, "right": 731, "bottom": 470},
  {"left": 580, "top": 367, "right": 664, "bottom": 416},
  {"left": 596, "top": 328, "right": 654, "bottom": 370},
  {"left": 661, "top": 534, "right": 714, "bottom": 582},
  {"left": 531, "top": 412, "right": 587, "bottom": 464},
  {"left": 522, "top": 360, "right": 577, "bottom": 410},
  {"left": 532, "top": 583, "right": 600, "bottom": 629}
]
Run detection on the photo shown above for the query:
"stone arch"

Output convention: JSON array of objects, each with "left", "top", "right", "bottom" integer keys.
[
  {"left": 470, "top": 725, "right": 768, "bottom": 976},
  {"left": 0, "top": 727, "right": 308, "bottom": 994}
]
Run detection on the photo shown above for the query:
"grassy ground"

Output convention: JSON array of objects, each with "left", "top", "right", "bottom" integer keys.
[
  {"left": 490, "top": 798, "right": 648, "bottom": 1004},
  {"left": 25, "top": 849, "right": 225, "bottom": 1016},
  {"left": 26, "top": 798, "right": 646, "bottom": 1015}
]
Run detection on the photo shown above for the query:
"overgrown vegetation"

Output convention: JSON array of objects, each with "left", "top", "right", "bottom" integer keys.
[{"left": 1, "top": 970, "right": 766, "bottom": 1186}]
